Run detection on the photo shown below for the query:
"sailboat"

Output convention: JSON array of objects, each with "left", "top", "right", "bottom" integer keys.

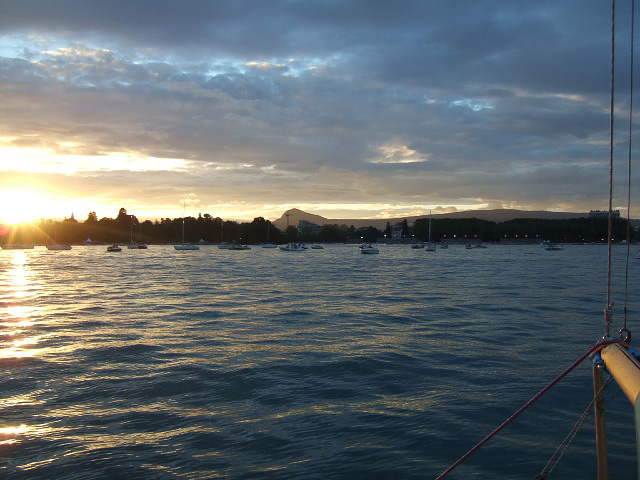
[
  {"left": 174, "top": 204, "right": 199, "bottom": 251},
  {"left": 262, "top": 223, "right": 277, "bottom": 248},
  {"left": 228, "top": 241, "right": 251, "bottom": 250},
  {"left": 137, "top": 226, "right": 148, "bottom": 249},
  {"left": 136, "top": 221, "right": 148, "bottom": 249},
  {"left": 127, "top": 216, "right": 137, "bottom": 249},
  {"left": 425, "top": 210, "right": 436, "bottom": 251},
  {"left": 127, "top": 216, "right": 147, "bottom": 249},
  {"left": 46, "top": 220, "right": 72, "bottom": 250}
]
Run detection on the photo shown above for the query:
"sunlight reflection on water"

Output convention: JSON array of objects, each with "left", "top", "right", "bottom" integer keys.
[
  {"left": 0, "top": 424, "right": 29, "bottom": 446},
  {"left": 1, "top": 251, "right": 43, "bottom": 363},
  {"left": 0, "top": 244, "right": 637, "bottom": 479}
]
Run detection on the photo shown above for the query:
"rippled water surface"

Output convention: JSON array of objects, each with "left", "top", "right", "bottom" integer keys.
[{"left": 1, "top": 244, "right": 638, "bottom": 479}]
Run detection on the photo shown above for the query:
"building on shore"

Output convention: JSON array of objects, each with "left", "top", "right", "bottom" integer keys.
[
  {"left": 298, "top": 219, "right": 322, "bottom": 236},
  {"left": 589, "top": 210, "right": 620, "bottom": 219}
]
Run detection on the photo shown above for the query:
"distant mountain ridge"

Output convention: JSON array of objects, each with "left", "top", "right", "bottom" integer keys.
[{"left": 272, "top": 208, "right": 589, "bottom": 230}]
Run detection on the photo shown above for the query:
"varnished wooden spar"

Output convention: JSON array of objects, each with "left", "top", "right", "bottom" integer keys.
[
  {"left": 601, "top": 344, "right": 640, "bottom": 405},
  {"left": 593, "top": 364, "right": 609, "bottom": 480},
  {"left": 600, "top": 343, "right": 640, "bottom": 480}
]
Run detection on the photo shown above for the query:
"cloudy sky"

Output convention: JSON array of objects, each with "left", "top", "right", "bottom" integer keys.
[{"left": 0, "top": 0, "right": 637, "bottom": 224}]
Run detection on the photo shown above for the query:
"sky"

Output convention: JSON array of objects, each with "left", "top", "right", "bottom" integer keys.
[{"left": 0, "top": 0, "right": 637, "bottom": 225}]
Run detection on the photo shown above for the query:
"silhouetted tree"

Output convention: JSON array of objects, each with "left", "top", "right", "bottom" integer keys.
[
  {"left": 298, "top": 225, "right": 318, "bottom": 242},
  {"left": 320, "top": 224, "right": 349, "bottom": 242},
  {"left": 285, "top": 225, "right": 298, "bottom": 242},
  {"left": 401, "top": 219, "right": 410, "bottom": 238},
  {"left": 414, "top": 217, "right": 497, "bottom": 242},
  {"left": 361, "top": 226, "right": 380, "bottom": 242},
  {"left": 384, "top": 222, "right": 392, "bottom": 239},
  {"left": 222, "top": 220, "right": 239, "bottom": 243},
  {"left": 6, "top": 207, "right": 635, "bottom": 246}
]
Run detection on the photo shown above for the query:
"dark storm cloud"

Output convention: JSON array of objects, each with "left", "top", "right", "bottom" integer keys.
[{"left": 0, "top": 0, "right": 637, "bottom": 218}]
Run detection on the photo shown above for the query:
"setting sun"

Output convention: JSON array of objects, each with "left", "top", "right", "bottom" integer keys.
[{"left": 0, "top": 188, "right": 61, "bottom": 225}]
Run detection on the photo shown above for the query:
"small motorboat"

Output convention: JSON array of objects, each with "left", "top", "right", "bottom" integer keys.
[
  {"left": 311, "top": 244, "right": 324, "bottom": 249},
  {"left": 279, "top": 243, "right": 307, "bottom": 252},
  {"left": 359, "top": 243, "right": 379, "bottom": 254},
  {"left": 107, "top": 244, "right": 122, "bottom": 252}
]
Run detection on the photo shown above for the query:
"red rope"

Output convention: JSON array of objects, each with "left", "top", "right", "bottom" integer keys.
[
  {"left": 434, "top": 339, "right": 621, "bottom": 480},
  {"left": 437, "top": 4, "right": 630, "bottom": 478}
]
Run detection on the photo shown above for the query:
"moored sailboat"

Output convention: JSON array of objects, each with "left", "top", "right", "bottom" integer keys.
[
  {"left": 279, "top": 243, "right": 306, "bottom": 252},
  {"left": 47, "top": 221, "right": 72, "bottom": 250},
  {"left": 128, "top": 217, "right": 148, "bottom": 249},
  {"left": 174, "top": 204, "right": 199, "bottom": 251}
]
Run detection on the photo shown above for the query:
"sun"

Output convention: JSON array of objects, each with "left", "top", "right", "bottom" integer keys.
[{"left": 0, "top": 188, "right": 58, "bottom": 225}]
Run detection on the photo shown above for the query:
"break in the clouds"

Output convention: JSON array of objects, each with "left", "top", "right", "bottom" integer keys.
[{"left": 0, "top": 0, "right": 637, "bottom": 221}]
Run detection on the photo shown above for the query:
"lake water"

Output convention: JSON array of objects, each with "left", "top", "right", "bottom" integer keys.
[{"left": 1, "top": 243, "right": 638, "bottom": 479}]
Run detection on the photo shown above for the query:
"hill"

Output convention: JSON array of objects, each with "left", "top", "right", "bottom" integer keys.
[{"left": 271, "top": 208, "right": 589, "bottom": 230}]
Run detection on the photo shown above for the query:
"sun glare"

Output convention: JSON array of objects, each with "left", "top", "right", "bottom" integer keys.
[{"left": 0, "top": 188, "right": 57, "bottom": 225}]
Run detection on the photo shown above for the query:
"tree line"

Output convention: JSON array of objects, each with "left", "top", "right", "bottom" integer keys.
[
  {"left": 1, "top": 209, "right": 635, "bottom": 245},
  {"left": 4, "top": 208, "right": 285, "bottom": 245},
  {"left": 412, "top": 217, "right": 634, "bottom": 243}
]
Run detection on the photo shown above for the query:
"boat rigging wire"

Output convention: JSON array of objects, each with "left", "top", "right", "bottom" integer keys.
[
  {"left": 434, "top": 339, "right": 623, "bottom": 479},
  {"left": 622, "top": 0, "right": 635, "bottom": 338},
  {"left": 534, "top": 376, "right": 614, "bottom": 479},
  {"left": 605, "top": 0, "right": 616, "bottom": 340},
  {"left": 436, "top": 2, "right": 636, "bottom": 477}
]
